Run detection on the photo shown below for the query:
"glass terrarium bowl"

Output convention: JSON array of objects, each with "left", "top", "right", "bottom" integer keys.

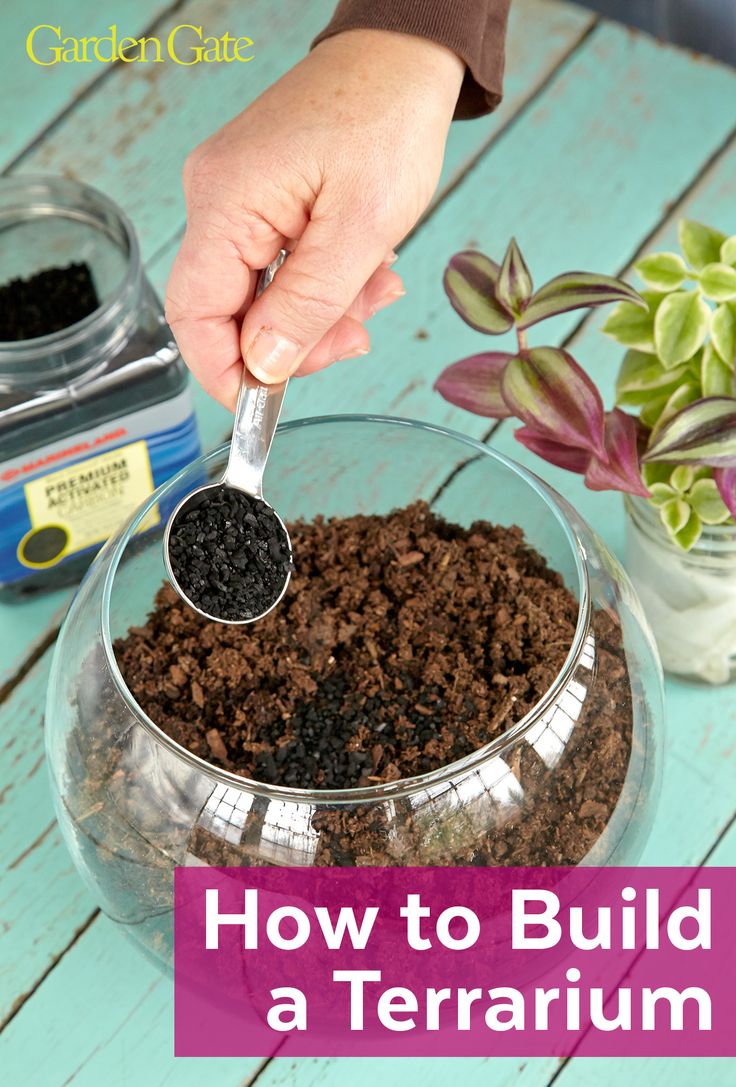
[{"left": 45, "top": 416, "right": 664, "bottom": 971}]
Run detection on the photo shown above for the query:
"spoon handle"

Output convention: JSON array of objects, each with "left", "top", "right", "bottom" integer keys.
[{"left": 224, "top": 249, "right": 289, "bottom": 497}]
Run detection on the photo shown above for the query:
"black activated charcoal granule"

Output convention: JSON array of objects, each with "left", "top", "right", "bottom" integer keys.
[
  {"left": 0, "top": 262, "right": 99, "bottom": 341},
  {"left": 168, "top": 486, "right": 292, "bottom": 622}
]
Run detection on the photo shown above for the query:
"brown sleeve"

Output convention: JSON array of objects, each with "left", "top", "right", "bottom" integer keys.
[{"left": 312, "top": 0, "right": 512, "bottom": 120}]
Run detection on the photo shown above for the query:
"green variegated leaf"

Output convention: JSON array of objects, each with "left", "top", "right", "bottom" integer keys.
[
  {"left": 644, "top": 397, "right": 736, "bottom": 466},
  {"left": 701, "top": 342, "right": 734, "bottom": 397},
  {"left": 712, "top": 302, "right": 736, "bottom": 365},
  {"left": 669, "top": 465, "right": 694, "bottom": 493},
  {"left": 639, "top": 393, "right": 672, "bottom": 430},
  {"left": 634, "top": 252, "right": 687, "bottom": 291},
  {"left": 649, "top": 381, "right": 701, "bottom": 438},
  {"left": 688, "top": 477, "right": 731, "bottom": 524},
  {"left": 679, "top": 220, "right": 726, "bottom": 271},
  {"left": 720, "top": 236, "right": 736, "bottom": 267},
  {"left": 518, "top": 273, "right": 646, "bottom": 330},
  {"left": 619, "top": 388, "right": 669, "bottom": 410},
  {"left": 685, "top": 347, "right": 705, "bottom": 384},
  {"left": 496, "top": 238, "right": 533, "bottom": 317},
  {"left": 673, "top": 509, "right": 703, "bottom": 551},
  {"left": 654, "top": 289, "right": 711, "bottom": 367},
  {"left": 648, "top": 482, "right": 675, "bottom": 507},
  {"left": 615, "top": 349, "right": 689, "bottom": 405},
  {"left": 660, "top": 496, "right": 691, "bottom": 534},
  {"left": 698, "top": 262, "right": 736, "bottom": 302},
  {"left": 692, "top": 466, "right": 712, "bottom": 481},
  {"left": 643, "top": 462, "right": 675, "bottom": 487},
  {"left": 443, "top": 252, "right": 513, "bottom": 334},
  {"left": 601, "top": 291, "right": 663, "bottom": 350}
]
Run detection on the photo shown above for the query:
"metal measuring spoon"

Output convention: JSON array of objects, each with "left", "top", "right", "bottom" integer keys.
[{"left": 164, "top": 250, "right": 293, "bottom": 624}]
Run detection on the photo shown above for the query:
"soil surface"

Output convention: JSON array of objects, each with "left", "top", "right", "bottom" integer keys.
[
  {"left": 0, "top": 262, "right": 99, "bottom": 340},
  {"left": 119, "top": 501, "right": 582, "bottom": 789},
  {"left": 168, "top": 486, "right": 292, "bottom": 622}
]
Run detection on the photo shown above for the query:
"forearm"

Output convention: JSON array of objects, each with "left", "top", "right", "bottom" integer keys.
[{"left": 313, "top": 0, "right": 512, "bottom": 119}]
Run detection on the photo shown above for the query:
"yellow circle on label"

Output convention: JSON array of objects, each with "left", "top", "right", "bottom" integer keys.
[{"left": 17, "top": 523, "right": 70, "bottom": 569}]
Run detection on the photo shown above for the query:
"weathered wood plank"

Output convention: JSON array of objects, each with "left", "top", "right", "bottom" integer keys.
[
  {"left": 0, "top": 0, "right": 172, "bottom": 169},
  {"left": 256, "top": 1055, "right": 561, "bottom": 1087},
  {"left": 0, "top": 655, "right": 94, "bottom": 1027},
  {"left": 0, "top": 590, "right": 68, "bottom": 690},
  {"left": 0, "top": 913, "right": 263, "bottom": 1087},
  {"left": 3, "top": 13, "right": 735, "bottom": 1087}
]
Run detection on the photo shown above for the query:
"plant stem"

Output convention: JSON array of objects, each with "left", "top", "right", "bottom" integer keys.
[{"left": 516, "top": 328, "right": 528, "bottom": 352}]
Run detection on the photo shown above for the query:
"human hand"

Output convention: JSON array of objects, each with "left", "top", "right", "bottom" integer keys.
[{"left": 165, "top": 29, "right": 464, "bottom": 408}]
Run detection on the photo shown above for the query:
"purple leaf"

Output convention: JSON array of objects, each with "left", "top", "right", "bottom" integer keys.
[
  {"left": 515, "top": 426, "right": 590, "bottom": 473},
  {"left": 585, "top": 410, "right": 650, "bottom": 497},
  {"left": 496, "top": 237, "right": 533, "bottom": 316},
  {"left": 643, "top": 396, "right": 736, "bottom": 466},
  {"left": 434, "top": 352, "right": 514, "bottom": 418},
  {"left": 443, "top": 251, "right": 513, "bottom": 334},
  {"left": 715, "top": 467, "right": 736, "bottom": 520},
  {"left": 518, "top": 272, "right": 647, "bottom": 330},
  {"left": 501, "top": 346, "right": 606, "bottom": 457}
]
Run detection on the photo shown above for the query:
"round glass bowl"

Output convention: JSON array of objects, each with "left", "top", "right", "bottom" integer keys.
[{"left": 45, "top": 417, "right": 664, "bottom": 970}]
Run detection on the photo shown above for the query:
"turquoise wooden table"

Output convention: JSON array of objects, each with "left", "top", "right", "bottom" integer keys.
[{"left": 1, "top": 2, "right": 735, "bottom": 1084}]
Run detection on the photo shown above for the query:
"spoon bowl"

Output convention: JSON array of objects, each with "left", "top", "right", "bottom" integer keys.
[{"left": 163, "top": 481, "right": 292, "bottom": 625}]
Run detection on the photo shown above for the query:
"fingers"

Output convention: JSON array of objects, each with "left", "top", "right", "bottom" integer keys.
[
  {"left": 240, "top": 202, "right": 396, "bottom": 384},
  {"left": 166, "top": 189, "right": 403, "bottom": 407},
  {"left": 165, "top": 209, "right": 288, "bottom": 410},
  {"left": 291, "top": 317, "right": 369, "bottom": 377},
  {"left": 294, "top": 265, "right": 404, "bottom": 376}
]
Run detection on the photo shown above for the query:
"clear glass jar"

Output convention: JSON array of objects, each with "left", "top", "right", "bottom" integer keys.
[
  {"left": 625, "top": 494, "right": 736, "bottom": 684},
  {"left": 0, "top": 175, "right": 200, "bottom": 597},
  {"left": 45, "top": 417, "right": 664, "bottom": 971}
]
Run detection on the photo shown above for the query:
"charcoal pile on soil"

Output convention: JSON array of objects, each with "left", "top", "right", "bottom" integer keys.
[
  {"left": 0, "top": 262, "right": 99, "bottom": 340},
  {"left": 167, "top": 487, "right": 292, "bottom": 622}
]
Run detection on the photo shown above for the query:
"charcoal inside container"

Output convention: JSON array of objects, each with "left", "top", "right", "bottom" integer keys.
[{"left": 0, "top": 262, "right": 99, "bottom": 340}]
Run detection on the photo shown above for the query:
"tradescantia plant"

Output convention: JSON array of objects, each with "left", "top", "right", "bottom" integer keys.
[{"left": 435, "top": 227, "right": 736, "bottom": 550}]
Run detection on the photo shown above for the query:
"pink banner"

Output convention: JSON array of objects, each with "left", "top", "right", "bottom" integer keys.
[{"left": 174, "top": 866, "right": 735, "bottom": 1057}]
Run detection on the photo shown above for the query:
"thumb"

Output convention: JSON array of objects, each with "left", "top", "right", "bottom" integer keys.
[{"left": 241, "top": 211, "right": 390, "bottom": 383}]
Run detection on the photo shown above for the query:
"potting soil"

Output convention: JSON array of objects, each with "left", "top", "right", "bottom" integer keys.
[{"left": 118, "top": 502, "right": 629, "bottom": 809}]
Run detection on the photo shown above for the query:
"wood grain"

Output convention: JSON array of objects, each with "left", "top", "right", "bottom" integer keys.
[
  {"left": 0, "top": 0, "right": 173, "bottom": 169},
  {"left": 1, "top": 5, "right": 735, "bottom": 1085},
  {"left": 0, "top": 655, "right": 94, "bottom": 1028}
]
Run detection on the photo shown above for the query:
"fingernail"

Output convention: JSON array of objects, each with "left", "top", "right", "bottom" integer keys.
[
  {"left": 370, "top": 287, "right": 405, "bottom": 317},
  {"left": 333, "top": 344, "right": 370, "bottom": 363},
  {"left": 245, "top": 327, "right": 301, "bottom": 382}
]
